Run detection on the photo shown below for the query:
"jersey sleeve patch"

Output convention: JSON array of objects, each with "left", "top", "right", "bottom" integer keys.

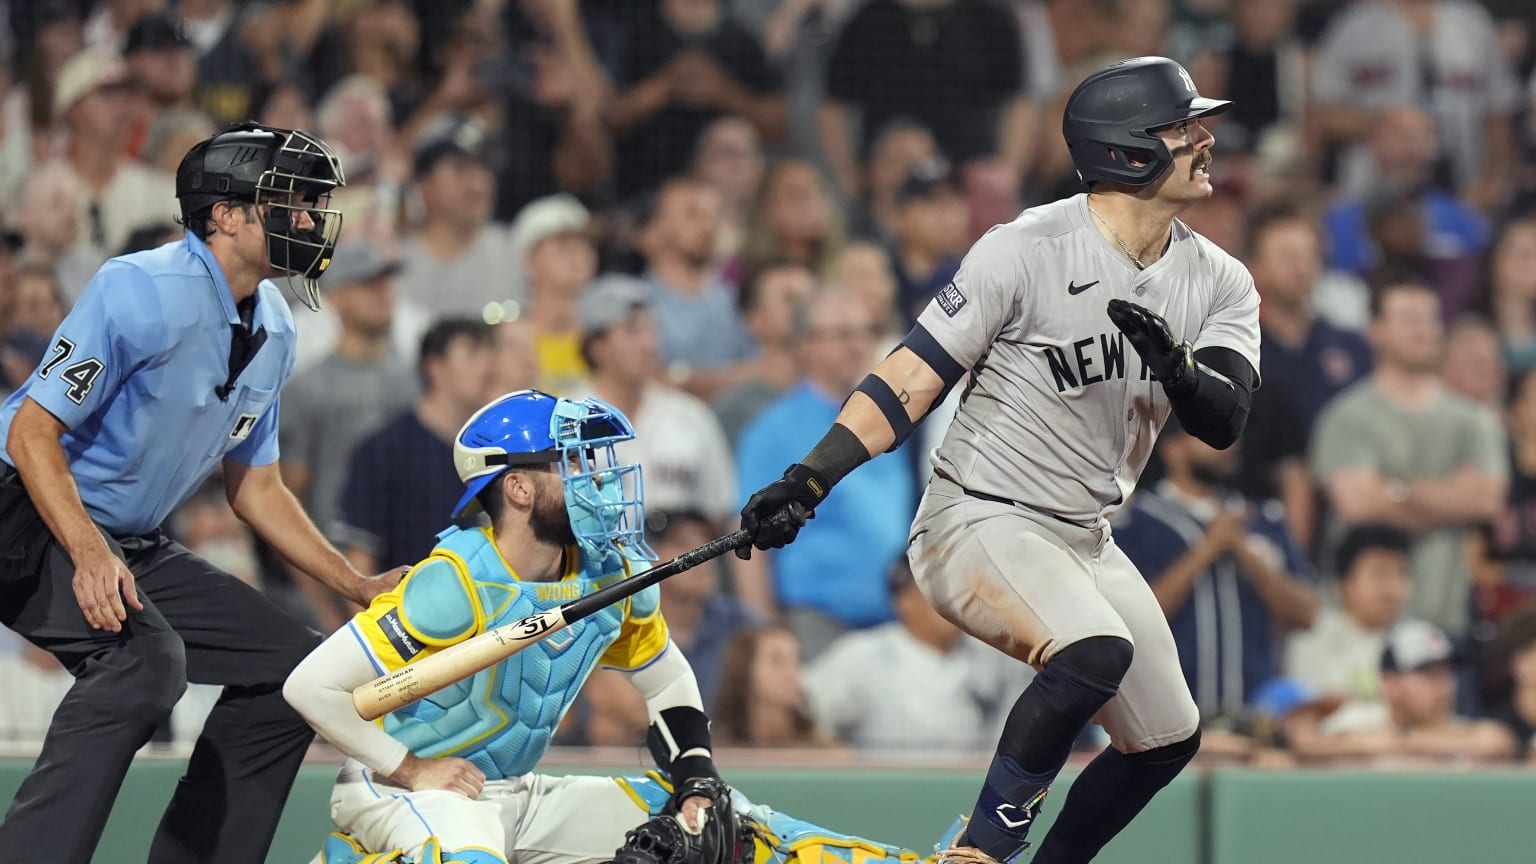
[
  {"left": 398, "top": 558, "right": 480, "bottom": 644},
  {"left": 936, "top": 282, "right": 967, "bottom": 317}
]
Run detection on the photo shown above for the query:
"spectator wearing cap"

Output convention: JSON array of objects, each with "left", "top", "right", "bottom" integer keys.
[
  {"left": 578, "top": 274, "right": 738, "bottom": 529},
  {"left": 511, "top": 193, "right": 598, "bottom": 397},
  {"left": 1113, "top": 419, "right": 1316, "bottom": 726},
  {"left": 291, "top": 252, "right": 433, "bottom": 379},
  {"left": 121, "top": 12, "right": 198, "bottom": 163},
  {"left": 394, "top": 117, "right": 520, "bottom": 323},
  {"left": 851, "top": 119, "right": 940, "bottom": 248},
  {"left": 803, "top": 557, "right": 1031, "bottom": 752},
  {"left": 712, "top": 259, "right": 815, "bottom": 446},
  {"left": 1285, "top": 524, "right": 1413, "bottom": 734},
  {"left": 1289, "top": 619, "right": 1515, "bottom": 764},
  {"left": 736, "top": 289, "right": 915, "bottom": 654},
  {"left": 336, "top": 318, "right": 497, "bottom": 577},
  {"left": 608, "top": 0, "right": 786, "bottom": 202},
  {"left": 890, "top": 157, "right": 968, "bottom": 325},
  {"left": 279, "top": 242, "right": 419, "bottom": 631},
  {"left": 49, "top": 48, "right": 176, "bottom": 276},
  {"left": 125, "top": 12, "right": 196, "bottom": 112},
  {"left": 638, "top": 176, "right": 756, "bottom": 401}
]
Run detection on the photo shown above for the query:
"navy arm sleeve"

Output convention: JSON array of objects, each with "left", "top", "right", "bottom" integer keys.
[{"left": 1168, "top": 346, "right": 1255, "bottom": 451}]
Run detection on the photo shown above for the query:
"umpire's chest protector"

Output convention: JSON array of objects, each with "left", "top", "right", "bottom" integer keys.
[{"left": 379, "top": 526, "right": 634, "bottom": 779}]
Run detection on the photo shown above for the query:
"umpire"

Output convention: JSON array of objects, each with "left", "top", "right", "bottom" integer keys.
[{"left": 0, "top": 123, "right": 395, "bottom": 864}]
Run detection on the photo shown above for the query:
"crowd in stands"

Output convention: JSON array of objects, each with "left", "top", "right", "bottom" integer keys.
[{"left": 2, "top": 0, "right": 1536, "bottom": 767}]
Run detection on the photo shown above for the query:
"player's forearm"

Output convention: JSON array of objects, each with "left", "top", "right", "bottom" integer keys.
[
  {"left": 225, "top": 462, "right": 369, "bottom": 604},
  {"left": 283, "top": 628, "right": 411, "bottom": 777},
  {"left": 624, "top": 642, "right": 719, "bottom": 781},
  {"left": 6, "top": 399, "right": 114, "bottom": 563},
  {"left": 798, "top": 347, "right": 947, "bottom": 491}
]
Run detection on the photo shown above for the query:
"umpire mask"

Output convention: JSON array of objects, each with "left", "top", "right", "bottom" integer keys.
[{"left": 256, "top": 129, "right": 346, "bottom": 311}]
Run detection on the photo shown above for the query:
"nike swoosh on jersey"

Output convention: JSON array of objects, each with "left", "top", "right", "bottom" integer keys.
[{"left": 1068, "top": 280, "right": 1099, "bottom": 295}]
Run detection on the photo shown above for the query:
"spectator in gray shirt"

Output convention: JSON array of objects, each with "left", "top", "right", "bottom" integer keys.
[
  {"left": 279, "top": 241, "right": 417, "bottom": 631},
  {"left": 1311, "top": 276, "right": 1508, "bottom": 638}
]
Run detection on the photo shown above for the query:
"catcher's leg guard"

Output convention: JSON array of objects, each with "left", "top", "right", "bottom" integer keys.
[
  {"left": 319, "top": 832, "right": 408, "bottom": 864},
  {"left": 418, "top": 836, "right": 508, "bottom": 864}
]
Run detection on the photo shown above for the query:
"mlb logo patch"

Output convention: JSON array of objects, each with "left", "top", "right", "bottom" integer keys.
[
  {"left": 937, "top": 282, "right": 967, "bottom": 317},
  {"left": 229, "top": 413, "right": 259, "bottom": 440}
]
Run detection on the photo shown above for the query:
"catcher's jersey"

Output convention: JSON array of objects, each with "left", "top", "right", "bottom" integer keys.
[
  {"left": 349, "top": 526, "right": 667, "bottom": 780},
  {"left": 920, "top": 193, "right": 1260, "bottom": 525}
]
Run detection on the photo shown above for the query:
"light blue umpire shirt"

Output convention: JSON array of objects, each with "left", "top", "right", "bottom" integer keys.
[{"left": 0, "top": 231, "right": 297, "bottom": 537}]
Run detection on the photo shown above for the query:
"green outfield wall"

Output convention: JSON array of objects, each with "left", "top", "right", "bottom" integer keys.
[{"left": 0, "top": 759, "right": 1529, "bottom": 864}]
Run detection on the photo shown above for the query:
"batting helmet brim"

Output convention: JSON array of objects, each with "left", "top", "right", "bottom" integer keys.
[{"left": 1146, "top": 96, "right": 1232, "bottom": 130}]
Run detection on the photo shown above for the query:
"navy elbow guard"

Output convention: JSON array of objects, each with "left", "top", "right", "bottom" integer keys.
[
  {"left": 1167, "top": 347, "right": 1255, "bottom": 449},
  {"left": 646, "top": 706, "right": 719, "bottom": 783}
]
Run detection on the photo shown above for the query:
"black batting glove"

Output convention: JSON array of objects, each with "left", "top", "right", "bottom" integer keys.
[
  {"left": 1107, "top": 298, "right": 1196, "bottom": 396},
  {"left": 736, "top": 464, "right": 826, "bottom": 560}
]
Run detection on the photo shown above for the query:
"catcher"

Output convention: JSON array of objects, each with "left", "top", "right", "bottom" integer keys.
[
  {"left": 318, "top": 768, "right": 955, "bottom": 864},
  {"left": 284, "top": 390, "right": 727, "bottom": 864}
]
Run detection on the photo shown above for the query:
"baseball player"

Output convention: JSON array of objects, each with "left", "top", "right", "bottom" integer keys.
[
  {"left": 315, "top": 767, "right": 942, "bottom": 864},
  {"left": 737, "top": 57, "right": 1260, "bottom": 864},
  {"left": 285, "top": 390, "right": 727, "bottom": 864},
  {"left": 0, "top": 122, "right": 392, "bottom": 864}
]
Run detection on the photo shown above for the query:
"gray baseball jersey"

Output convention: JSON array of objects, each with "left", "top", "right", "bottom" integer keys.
[{"left": 917, "top": 193, "right": 1261, "bottom": 525}]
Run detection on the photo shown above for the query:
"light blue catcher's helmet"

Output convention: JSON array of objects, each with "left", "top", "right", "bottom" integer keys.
[{"left": 452, "top": 389, "right": 656, "bottom": 563}]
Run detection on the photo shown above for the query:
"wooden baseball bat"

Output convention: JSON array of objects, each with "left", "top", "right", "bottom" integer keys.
[{"left": 352, "top": 529, "right": 752, "bottom": 721}]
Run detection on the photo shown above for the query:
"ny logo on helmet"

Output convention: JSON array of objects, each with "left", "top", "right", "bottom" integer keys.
[{"left": 1176, "top": 66, "right": 1195, "bottom": 94}]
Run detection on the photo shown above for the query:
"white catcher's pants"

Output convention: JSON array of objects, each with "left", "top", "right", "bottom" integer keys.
[{"left": 325, "top": 759, "right": 650, "bottom": 863}]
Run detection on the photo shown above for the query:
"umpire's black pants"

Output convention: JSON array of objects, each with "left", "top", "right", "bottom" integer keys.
[{"left": 0, "top": 464, "right": 321, "bottom": 864}]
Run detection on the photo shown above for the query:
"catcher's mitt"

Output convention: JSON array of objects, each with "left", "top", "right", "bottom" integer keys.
[{"left": 614, "top": 778, "right": 755, "bottom": 864}]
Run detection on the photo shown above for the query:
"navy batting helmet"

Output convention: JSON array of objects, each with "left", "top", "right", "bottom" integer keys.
[{"left": 1062, "top": 56, "right": 1230, "bottom": 188}]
